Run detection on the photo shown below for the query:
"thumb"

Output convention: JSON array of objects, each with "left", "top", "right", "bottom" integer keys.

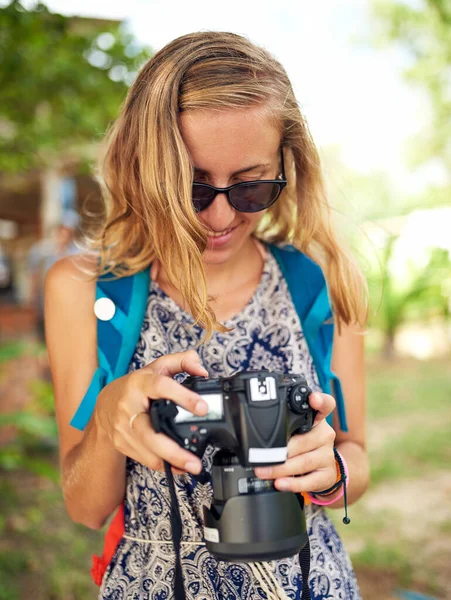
[{"left": 309, "top": 392, "right": 336, "bottom": 425}]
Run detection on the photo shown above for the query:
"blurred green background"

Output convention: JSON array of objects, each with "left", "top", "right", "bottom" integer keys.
[{"left": 0, "top": 1, "right": 450, "bottom": 599}]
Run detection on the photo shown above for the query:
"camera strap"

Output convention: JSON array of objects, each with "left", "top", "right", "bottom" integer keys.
[
  {"left": 298, "top": 540, "right": 312, "bottom": 600},
  {"left": 164, "top": 460, "right": 187, "bottom": 600}
]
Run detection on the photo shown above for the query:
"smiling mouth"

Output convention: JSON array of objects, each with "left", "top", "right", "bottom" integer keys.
[{"left": 206, "top": 226, "right": 237, "bottom": 238}]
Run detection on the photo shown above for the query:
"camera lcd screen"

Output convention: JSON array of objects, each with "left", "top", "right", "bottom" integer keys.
[{"left": 174, "top": 393, "right": 224, "bottom": 423}]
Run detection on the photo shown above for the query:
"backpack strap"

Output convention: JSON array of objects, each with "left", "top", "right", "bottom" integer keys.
[
  {"left": 70, "top": 269, "right": 150, "bottom": 431},
  {"left": 90, "top": 504, "right": 125, "bottom": 586},
  {"left": 269, "top": 244, "right": 348, "bottom": 432}
]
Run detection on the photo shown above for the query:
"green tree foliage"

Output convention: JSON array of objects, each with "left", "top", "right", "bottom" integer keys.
[
  {"left": 0, "top": 344, "right": 59, "bottom": 481},
  {"left": 368, "top": 232, "right": 451, "bottom": 358},
  {"left": 371, "top": 0, "right": 451, "bottom": 172},
  {"left": 0, "top": 0, "right": 152, "bottom": 172}
]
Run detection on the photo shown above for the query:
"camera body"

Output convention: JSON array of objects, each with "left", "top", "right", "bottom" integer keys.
[
  {"left": 150, "top": 370, "right": 316, "bottom": 562},
  {"left": 150, "top": 370, "right": 315, "bottom": 468}
]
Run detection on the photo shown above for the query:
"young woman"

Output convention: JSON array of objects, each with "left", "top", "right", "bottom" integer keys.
[{"left": 45, "top": 31, "right": 369, "bottom": 599}]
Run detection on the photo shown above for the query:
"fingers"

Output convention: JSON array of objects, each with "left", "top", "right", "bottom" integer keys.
[
  {"left": 136, "top": 371, "right": 209, "bottom": 417},
  {"left": 252, "top": 446, "right": 337, "bottom": 494},
  {"left": 255, "top": 445, "right": 334, "bottom": 480},
  {"left": 115, "top": 351, "right": 209, "bottom": 474},
  {"left": 131, "top": 416, "right": 203, "bottom": 474},
  {"left": 309, "top": 392, "right": 336, "bottom": 425},
  {"left": 120, "top": 433, "right": 190, "bottom": 474},
  {"left": 274, "top": 468, "right": 338, "bottom": 494},
  {"left": 143, "top": 350, "right": 208, "bottom": 379},
  {"left": 254, "top": 419, "right": 336, "bottom": 493},
  {"left": 286, "top": 420, "right": 335, "bottom": 458},
  {"left": 114, "top": 413, "right": 202, "bottom": 475}
]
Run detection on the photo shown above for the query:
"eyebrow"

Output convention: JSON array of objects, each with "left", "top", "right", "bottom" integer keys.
[{"left": 193, "top": 162, "right": 272, "bottom": 176}]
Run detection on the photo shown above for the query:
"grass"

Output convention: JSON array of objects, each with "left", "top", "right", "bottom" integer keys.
[
  {"left": 365, "top": 357, "right": 451, "bottom": 420},
  {"left": 366, "top": 356, "right": 451, "bottom": 485},
  {"left": 370, "top": 425, "right": 451, "bottom": 485},
  {"left": 329, "top": 354, "right": 451, "bottom": 599},
  {"left": 0, "top": 340, "right": 43, "bottom": 365},
  {"left": 352, "top": 542, "right": 413, "bottom": 584},
  {"left": 0, "top": 341, "right": 102, "bottom": 599},
  {"left": 0, "top": 477, "right": 101, "bottom": 600}
]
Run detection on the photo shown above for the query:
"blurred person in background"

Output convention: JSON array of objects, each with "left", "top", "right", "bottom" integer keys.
[
  {"left": 45, "top": 32, "right": 369, "bottom": 600},
  {"left": 0, "top": 243, "right": 16, "bottom": 304},
  {"left": 29, "top": 209, "right": 80, "bottom": 342}
]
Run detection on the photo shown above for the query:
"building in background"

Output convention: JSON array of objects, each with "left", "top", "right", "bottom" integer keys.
[{"left": 0, "top": 163, "right": 103, "bottom": 338}]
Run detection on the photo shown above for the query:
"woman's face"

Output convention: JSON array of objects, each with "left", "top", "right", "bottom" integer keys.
[{"left": 180, "top": 106, "right": 282, "bottom": 266}]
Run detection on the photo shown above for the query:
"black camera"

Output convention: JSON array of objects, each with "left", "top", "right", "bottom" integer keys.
[{"left": 150, "top": 370, "right": 316, "bottom": 562}]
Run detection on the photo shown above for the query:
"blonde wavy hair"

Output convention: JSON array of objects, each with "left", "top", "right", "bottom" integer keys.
[{"left": 87, "top": 31, "right": 368, "bottom": 340}]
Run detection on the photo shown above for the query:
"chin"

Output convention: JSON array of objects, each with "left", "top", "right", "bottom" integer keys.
[
  {"left": 202, "top": 246, "right": 236, "bottom": 266},
  {"left": 202, "top": 231, "right": 253, "bottom": 265}
]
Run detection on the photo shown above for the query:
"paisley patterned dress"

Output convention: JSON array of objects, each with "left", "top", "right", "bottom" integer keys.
[{"left": 99, "top": 249, "right": 362, "bottom": 600}]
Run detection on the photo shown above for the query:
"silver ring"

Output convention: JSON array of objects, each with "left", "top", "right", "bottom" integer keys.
[{"left": 129, "top": 412, "right": 145, "bottom": 430}]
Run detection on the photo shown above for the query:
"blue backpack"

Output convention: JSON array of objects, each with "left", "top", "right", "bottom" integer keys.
[{"left": 71, "top": 243, "right": 347, "bottom": 432}]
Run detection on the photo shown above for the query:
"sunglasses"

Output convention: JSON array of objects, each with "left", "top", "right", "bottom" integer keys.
[{"left": 192, "top": 149, "right": 287, "bottom": 213}]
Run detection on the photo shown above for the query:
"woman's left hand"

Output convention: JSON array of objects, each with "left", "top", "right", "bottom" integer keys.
[{"left": 254, "top": 392, "right": 337, "bottom": 494}]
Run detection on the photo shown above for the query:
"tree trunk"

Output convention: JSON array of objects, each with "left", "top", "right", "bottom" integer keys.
[{"left": 383, "top": 331, "right": 396, "bottom": 360}]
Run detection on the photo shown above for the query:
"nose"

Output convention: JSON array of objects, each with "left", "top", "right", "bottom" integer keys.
[{"left": 199, "top": 192, "right": 237, "bottom": 232}]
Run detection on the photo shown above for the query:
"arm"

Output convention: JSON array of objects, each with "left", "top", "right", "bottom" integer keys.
[
  {"left": 45, "top": 256, "right": 126, "bottom": 529},
  {"left": 329, "top": 320, "right": 369, "bottom": 508}
]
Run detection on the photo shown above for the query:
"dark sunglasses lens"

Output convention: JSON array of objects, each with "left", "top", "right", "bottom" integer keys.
[
  {"left": 229, "top": 182, "right": 282, "bottom": 213},
  {"left": 192, "top": 184, "right": 215, "bottom": 212}
]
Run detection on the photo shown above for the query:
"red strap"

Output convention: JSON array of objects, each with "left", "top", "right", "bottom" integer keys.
[{"left": 91, "top": 504, "right": 125, "bottom": 586}]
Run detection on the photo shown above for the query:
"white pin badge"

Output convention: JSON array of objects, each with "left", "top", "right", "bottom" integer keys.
[{"left": 94, "top": 297, "right": 116, "bottom": 321}]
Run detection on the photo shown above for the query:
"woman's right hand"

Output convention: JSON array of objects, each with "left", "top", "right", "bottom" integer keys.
[{"left": 94, "top": 350, "right": 210, "bottom": 475}]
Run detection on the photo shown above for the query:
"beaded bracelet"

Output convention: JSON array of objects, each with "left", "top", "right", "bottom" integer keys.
[{"left": 307, "top": 448, "right": 350, "bottom": 524}]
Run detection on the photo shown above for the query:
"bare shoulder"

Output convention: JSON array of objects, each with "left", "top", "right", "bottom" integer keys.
[
  {"left": 45, "top": 253, "right": 99, "bottom": 458},
  {"left": 44, "top": 252, "right": 99, "bottom": 369},
  {"left": 45, "top": 253, "right": 98, "bottom": 295},
  {"left": 44, "top": 254, "right": 100, "bottom": 333}
]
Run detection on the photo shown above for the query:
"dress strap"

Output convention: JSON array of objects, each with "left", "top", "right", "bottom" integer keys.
[{"left": 123, "top": 534, "right": 205, "bottom": 547}]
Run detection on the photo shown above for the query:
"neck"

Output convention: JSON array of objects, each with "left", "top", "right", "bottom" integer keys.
[
  {"left": 203, "top": 237, "right": 262, "bottom": 294},
  {"left": 155, "top": 236, "right": 265, "bottom": 296}
]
